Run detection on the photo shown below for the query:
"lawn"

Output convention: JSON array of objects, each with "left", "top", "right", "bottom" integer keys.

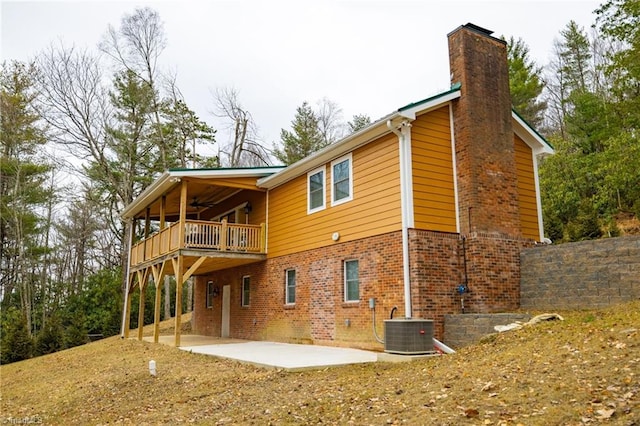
[{"left": 1, "top": 301, "right": 638, "bottom": 425}]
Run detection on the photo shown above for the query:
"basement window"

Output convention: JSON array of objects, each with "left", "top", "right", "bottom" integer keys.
[
  {"left": 307, "top": 166, "right": 326, "bottom": 214},
  {"left": 285, "top": 269, "right": 296, "bottom": 305},
  {"left": 241, "top": 275, "right": 250, "bottom": 307},
  {"left": 331, "top": 153, "right": 353, "bottom": 206},
  {"left": 344, "top": 260, "right": 359, "bottom": 302}
]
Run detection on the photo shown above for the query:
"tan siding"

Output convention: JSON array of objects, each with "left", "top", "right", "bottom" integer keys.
[
  {"left": 267, "top": 133, "right": 402, "bottom": 257},
  {"left": 514, "top": 135, "right": 540, "bottom": 240},
  {"left": 411, "top": 105, "right": 457, "bottom": 232}
]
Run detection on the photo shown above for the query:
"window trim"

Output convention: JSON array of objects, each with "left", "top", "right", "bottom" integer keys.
[
  {"left": 344, "top": 259, "right": 359, "bottom": 302},
  {"left": 285, "top": 269, "right": 296, "bottom": 305},
  {"left": 331, "top": 153, "right": 353, "bottom": 206},
  {"left": 241, "top": 275, "right": 250, "bottom": 307},
  {"left": 307, "top": 166, "right": 326, "bottom": 214}
]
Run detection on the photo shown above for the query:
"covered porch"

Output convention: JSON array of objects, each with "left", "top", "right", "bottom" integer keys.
[{"left": 120, "top": 167, "right": 283, "bottom": 346}]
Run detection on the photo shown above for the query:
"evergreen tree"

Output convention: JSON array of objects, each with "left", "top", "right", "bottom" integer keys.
[
  {"left": 0, "top": 61, "right": 52, "bottom": 331},
  {"left": 0, "top": 307, "right": 33, "bottom": 364},
  {"left": 63, "top": 307, "right": 89, "bottom": 349},
  {"left": 35, "top": 313, "right": 64, "bottom": 355},
  {"left": 559, "top": 21, "right": 593, "bottom": 94},
  {"left": 347, "top": 114, "right": 372, "bottom": 134},
  {"left": 273, "top": 101, "right": 326, "bottom": 165},
  {"left": 505, "top": 36, "right": 546, "bottom": 127}
]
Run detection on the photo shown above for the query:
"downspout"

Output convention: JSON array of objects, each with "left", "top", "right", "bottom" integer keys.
[
  {"left": 120, "top": 218, "right": 134, "bottom": 337},
  {"left": 387, "top": 119, "right": 413, "bottom": 318}
]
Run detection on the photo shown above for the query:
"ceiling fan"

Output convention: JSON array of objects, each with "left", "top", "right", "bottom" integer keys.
[{"left": 189, "top": 197, "right": 216, "bottom": 208}]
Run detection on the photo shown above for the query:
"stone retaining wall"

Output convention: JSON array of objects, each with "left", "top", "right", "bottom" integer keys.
[
  {"left": 443, "top": 313, "right": 531, "bottom": 348},
  {"left": 520, "top": 236, "right": 640, "bottom": 309}
]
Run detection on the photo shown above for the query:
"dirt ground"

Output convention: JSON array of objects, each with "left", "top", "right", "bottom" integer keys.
[{"left": 1, "top": 301, "right": 638, "bottom": 425}]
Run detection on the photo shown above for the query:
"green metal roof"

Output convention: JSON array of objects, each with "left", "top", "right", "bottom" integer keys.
[
  {"left": 398, "top": 82, "right": 462, "bottom": 113},
  {"left": 168, "top": 165, "right": 285, "bottom": 172}
]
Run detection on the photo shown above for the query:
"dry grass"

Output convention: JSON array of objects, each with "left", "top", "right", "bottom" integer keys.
[{"left": 1, "top": 301, "right": 638, "bottom": 425}]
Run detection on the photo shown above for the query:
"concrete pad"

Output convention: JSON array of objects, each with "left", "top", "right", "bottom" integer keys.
[
  {"left": 143, "top": 335, "right": 246, "bottom": 347},
  {"left": 180, "top": 341, "right": 379, "bottom": 371}
]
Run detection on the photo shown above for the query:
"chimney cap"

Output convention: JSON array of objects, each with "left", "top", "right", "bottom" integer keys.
[{"left": 448, "top": 23, "right": 506, "bottom": 45}]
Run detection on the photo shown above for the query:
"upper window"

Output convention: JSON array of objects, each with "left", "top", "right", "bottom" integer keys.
[
  {"left": 344, "top": 260, "right": 359, "bottom": 302},
  {"left": 241, "top": 276, "right": 250, "bottom": 307},
  {"left": 307, "top": 166, "right": 326, "bottom": 214},
  {"left": 331, "top": 153, "right": 353, "bottom": 206},
  {"left": 285, "top": 269, "right": 296, "bottom": 305}
]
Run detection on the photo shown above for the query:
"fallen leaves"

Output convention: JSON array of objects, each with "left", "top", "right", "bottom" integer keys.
[{"left": 1, "top": 301, "right": 639, "bottom": 424}]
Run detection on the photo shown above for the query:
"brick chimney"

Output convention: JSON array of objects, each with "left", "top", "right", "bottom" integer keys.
[{"left": 448, "top": 23, "right": 521, "bottom": 237}]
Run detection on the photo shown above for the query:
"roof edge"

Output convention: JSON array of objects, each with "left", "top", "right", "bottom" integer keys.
[{"left": 511, "top": 110, "right": 554, "bottom": 154}]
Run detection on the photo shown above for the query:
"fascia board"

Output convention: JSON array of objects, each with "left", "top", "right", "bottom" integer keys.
[
  {"left": 167, "top": 167, "right": 285, "bottom": 178},
  {"left": 512, "top": 112, "right": 554, "bottom": 155},
  {"left": 120, "top": 172, "right": 174, "bottom": 220},
  {"left": 258, "top": 113, "right": 400, "bottom": 189},
  {"left": 258, "top": 89, "right": 460, "bottom": 190},
  {"left": 398, "top": 90, "right": 461, "bottom": 119}
]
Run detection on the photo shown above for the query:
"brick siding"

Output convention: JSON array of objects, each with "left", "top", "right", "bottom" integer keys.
[
  {"left": 192, "top": 229, "right": 533, "bottom": 348},
  {"left": 192, "top": 232, "right": 406, "bottom": 351}
]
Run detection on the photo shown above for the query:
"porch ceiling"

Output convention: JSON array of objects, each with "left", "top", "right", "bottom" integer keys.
[
  {"left": 122, "top": 168, "right": 283, "bottom": 221},
  {"left": 134, "top": 177, "right": 265, "bottom": 221}
]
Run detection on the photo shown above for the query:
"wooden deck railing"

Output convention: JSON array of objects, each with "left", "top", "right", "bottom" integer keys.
[{"left": 129, "top": 220, "right": 266, "bottom": 266}]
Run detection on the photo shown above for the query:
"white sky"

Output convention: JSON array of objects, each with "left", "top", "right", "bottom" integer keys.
[{"left": 2, "top": 0, "right": 601, "bottom": 154}]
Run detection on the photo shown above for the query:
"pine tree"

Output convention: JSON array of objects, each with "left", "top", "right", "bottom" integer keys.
[
  {"left": 274, "top": 102, "right": 326, "bottom": 165},
  {"left": 35, "top": 313, "right": 64, "bottom": 355},
  {"left": 0, "top": 61, "right": 52, "bottom": 330},
  {"left": 347, "top": 114, "right": 372, "bottom": 134},
  {"left": 0, "top": 307, "right": 33, "bottom": 364},
  {"left": 505, "top": 36, "right": 546, "bottom": 127}
]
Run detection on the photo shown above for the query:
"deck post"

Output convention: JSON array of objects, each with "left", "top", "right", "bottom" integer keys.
[
  {"left": 174, "top": 254, "right": 184, "bottom": 347},
  {"left": 220, "top": 219, "right": 228, "bottom": 251},
  {"left": 153, "top": 281, "right": 161, "bottom": 343},
  {"left": 123, "top": 276, "right": 133, "bottom": 338},
  {"left": 260, "top": 222, "right": 267, "bottom": 252},
  {"left": 137, "top": 279, "right": 146, "bottom": 341},
  {"left": 174, "top": 180, "right": 188, "bottom": 347}
]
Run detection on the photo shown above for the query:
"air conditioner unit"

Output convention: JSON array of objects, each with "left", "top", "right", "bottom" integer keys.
[{"left": 384, "top": 319, "right": 435, "bottom": 354}]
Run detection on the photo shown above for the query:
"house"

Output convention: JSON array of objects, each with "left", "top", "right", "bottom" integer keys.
[{"left": 120, "top": 23, "right": 553, "bottom": 350}]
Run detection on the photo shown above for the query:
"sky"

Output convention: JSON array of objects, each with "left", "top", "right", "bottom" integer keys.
[{"left": 2, "top": 0, "right": 601, "bottom": 155}]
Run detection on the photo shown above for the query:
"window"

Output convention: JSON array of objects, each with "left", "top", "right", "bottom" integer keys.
[
  {"left": 344, "top": 260, "right": 359, "bottom": 302},
  {"left": 285, "top": 269, "right": 296, "bottom": 305},
  {"left": 206, "top": 281, "right": 216, "bottom": 308},
  {"left": 241, "top": 276, "right": 250, "bottom": 307},
  {"left": 331, "top": 153, "right": 353, "bottom": 206},
  {"left": 307, "top": 167, "right": 326, "bottom": 213}
]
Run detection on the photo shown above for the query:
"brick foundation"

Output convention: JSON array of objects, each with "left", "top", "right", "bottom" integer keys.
[
  {"left": 409, "top": 229, "right": 534, "bottom": 339},
  {"left": 192, "top": 232, "right": 406, "bottom": 351},
  {"left": 192, "top": 228, "right": 533, "bottom": 348}
]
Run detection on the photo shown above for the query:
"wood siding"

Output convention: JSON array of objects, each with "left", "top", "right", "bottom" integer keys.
[
  {"left": 411, "top": 105, "right": 457, "bottom": 232},
  {"left": 267, "top": 133, "right": 401, "bottom": 257},
  {"left": 514, "top": 135, "right": 540, "bottom": 240}
]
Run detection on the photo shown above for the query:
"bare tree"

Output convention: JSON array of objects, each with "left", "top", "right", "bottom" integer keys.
[
  {"left": 315, "top": 97, "right": 345, "bottom": 145},
  {"left": 213, "top": 87, "right": 270, "bottom": 167},
  {"left": 37, "top": 44, "right": 110, "bottom": 161},
  {"left": 100, "top": 7, "right": 170, "bottom": 168}
]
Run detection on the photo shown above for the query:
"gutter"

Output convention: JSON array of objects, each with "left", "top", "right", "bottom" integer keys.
[{"left": 387, "top": 119, "right": 413, "bottom": 319}]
